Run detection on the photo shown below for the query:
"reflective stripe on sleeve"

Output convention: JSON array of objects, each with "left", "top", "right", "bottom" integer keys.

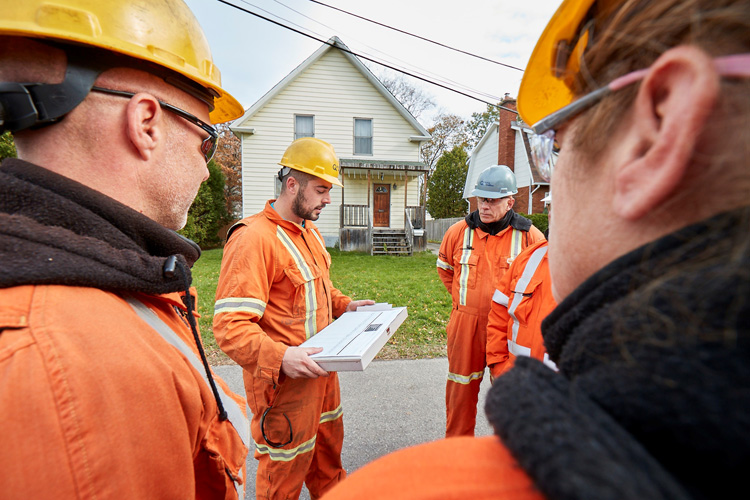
[
  {"left": 492, "top": 289, "right": 509, "bottom": 306},
  {"left": 276, "top": 227, "right": 318, "bottom": 339},
  {"left": 319, "top": 404, "right": 343, "bottom": 424},
  {"left": 214, "top": 297, "right": 266, "bottom": 317},
  {"left": 436, "top": 258, "right": 454, "bottom": 271},
  {"left": 508, "top": 245, "right": 548, "bottom": 344},
  {"left": 508, "top": 339, "right": 531, "bottom": 358},
  {"left": 447, "top": 370, "right": 484, "bottom": 385},
  {"left": 255, "top": 434, "right": 317, "bottom": 462},
  {"left": 125, "top": 295, "right": 249, "bottom": 499},
  {"left": 458, "top": 228, "right": 474, "bottom": 306}
]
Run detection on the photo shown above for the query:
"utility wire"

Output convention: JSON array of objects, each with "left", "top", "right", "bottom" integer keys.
[
  {"left": 309, "top": 0, "right": 525, "bottom": 72},
  {"left": 272, "top": 0, "right": 505, "bottom": 103},
  {"left": 215, "top": 0, "right": 517, "bottom": 114}
]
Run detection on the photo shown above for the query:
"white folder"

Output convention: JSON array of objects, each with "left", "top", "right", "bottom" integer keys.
[{"left": 300, "top": 305, "right": 408, "bottom": 371}]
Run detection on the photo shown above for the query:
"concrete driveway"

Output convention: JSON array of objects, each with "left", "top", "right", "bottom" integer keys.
[{"left": 214, "top": 358, "right": 493, "bottom": 499}]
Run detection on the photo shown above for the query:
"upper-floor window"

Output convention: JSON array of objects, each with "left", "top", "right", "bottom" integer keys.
[
  {"left": 354, "top": 118, "right": 373, "bottom": 155},
  {"left": 295, "top": 115, "right": 314, "bottom": 140}
]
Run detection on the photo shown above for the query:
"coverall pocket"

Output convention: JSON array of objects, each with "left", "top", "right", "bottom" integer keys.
[
  {"left": 282, "top": 266, "right": 322, "bottom": 320},
  {"left": 456, "top": 252, "right": 480, "bottom": 290},
  {"left": 199, "top": 414, "right": 248, "bottom": 498},
  {"left": 508, "top": 276, "right": 544, "bottom": 326}
]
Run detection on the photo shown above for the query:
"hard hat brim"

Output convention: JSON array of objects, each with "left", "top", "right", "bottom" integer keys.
[
  {"left": 470, "top": 188, "right": 516, "bottom": 199},
  {"left": 517, "top": 0, "right": 596, "bottom": 127}
]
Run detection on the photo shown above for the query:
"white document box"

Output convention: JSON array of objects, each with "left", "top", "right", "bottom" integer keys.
[{"left": 300, "top": 305, "right": 408, "bottom": 371}]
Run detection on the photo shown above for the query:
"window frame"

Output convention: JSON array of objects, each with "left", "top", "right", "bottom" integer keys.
[
  {"left": 294, "top": 114, "right": 315, "bottom": 140},
  {"left": 353, "top": 117, "right": 373, "bottom": 156}
]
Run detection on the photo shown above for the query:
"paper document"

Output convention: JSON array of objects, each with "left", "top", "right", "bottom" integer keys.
[{"left": 300, "top": 305, "right": 408, "bottom": 371}]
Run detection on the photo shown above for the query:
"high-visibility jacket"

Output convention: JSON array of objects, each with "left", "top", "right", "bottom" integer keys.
[
  {"left": 487, "top": 240, "right": 557, "bottom": 379},
  {"left": 319, "top": 436, "right": 544, "bottom": 500},
  {"left": 437, "top": 217, "right": 545, "bottom": 436},
  {"left": 0, "top": 286, "right": 250, "bottom": 499},
  {"left": 213, "top": 200, "right": 351, "bottom": 499},
  {"left": 213, "top": 201, "right": 352, "bottom": 383}
]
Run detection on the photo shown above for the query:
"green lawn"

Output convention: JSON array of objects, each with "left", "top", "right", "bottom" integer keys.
[{"left": 191, "top": 248, "right": 451, "bottom": 364}]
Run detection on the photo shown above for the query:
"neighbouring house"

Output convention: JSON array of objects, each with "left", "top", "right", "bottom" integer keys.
[
  {"left": 464, "top": 96, "right": 551, "bottom": 214},
  {"left": 230, "top": 36, "right": 431, "bottom": 255}
]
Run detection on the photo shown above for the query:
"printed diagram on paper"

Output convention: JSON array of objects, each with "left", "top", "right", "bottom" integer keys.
[{"left": 300, "top": 303, "right": 408, "bottom": 371}]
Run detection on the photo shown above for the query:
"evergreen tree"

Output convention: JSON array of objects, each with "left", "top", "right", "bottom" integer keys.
[
  {"left": 179, "top": 159, "right": 231, "bottom": 248},
  {"left": 426, "top": 146, "right": 469, "bottom": 219},
  {"left": 1, "top": 131, "right": 17, "bottom": 160}
]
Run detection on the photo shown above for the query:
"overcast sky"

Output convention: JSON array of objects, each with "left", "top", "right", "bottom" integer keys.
[{"left": 183, "top": 0, "right": 561, "bottom": 126}]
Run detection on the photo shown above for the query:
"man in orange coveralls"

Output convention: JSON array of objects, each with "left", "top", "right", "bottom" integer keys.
[
  {"left": 487, "top": 193, "right": 557, "bottom": 378},
  {"left": 0, "top": 1, "right": 249, "bottom": 498},
  {"left": 213, "top": 137, "right": 374, "bottom": 500},
  {"left": 437, "top": 164, "right": 545, "bottom": 436}
]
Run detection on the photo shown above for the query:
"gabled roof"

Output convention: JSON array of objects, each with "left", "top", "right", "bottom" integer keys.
[
  {"left": 230, "top": 36, "right": 430, "bottom": 138},
  {"left": 463, "top": 122, "right": 499, "bottom": 198}
]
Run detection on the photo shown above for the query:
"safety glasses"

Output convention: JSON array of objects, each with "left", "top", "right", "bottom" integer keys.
[
  {"left": 529, "top": 53, "right": 750, "bottom": 182},
  {"left": 90, "top": 86, "right": 218, "bottom": 163}
]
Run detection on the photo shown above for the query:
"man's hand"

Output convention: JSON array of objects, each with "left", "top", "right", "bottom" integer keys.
[
  {"left": 281, "top": 346, "right": 329, "bottom": 379},
  {"left": 346, "top": 299, "right": 376, "bottom": 312}
]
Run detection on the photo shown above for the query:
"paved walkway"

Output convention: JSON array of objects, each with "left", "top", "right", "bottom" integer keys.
[{"left": 214, "top": 358, "right": 493, "bottom": 499}]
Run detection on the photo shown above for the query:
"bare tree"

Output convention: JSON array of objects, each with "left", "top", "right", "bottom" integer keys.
[
  {"left": 213, "top": 123, "right": 242, "bottom": 219},
  {"left": 420, "top": 113, "right": 469, "bottom": 204},
  {"left": 378, "top": 71, "right": 436, "bottom": 120}
]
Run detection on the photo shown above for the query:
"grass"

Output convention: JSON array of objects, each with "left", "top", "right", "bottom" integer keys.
[{"left": 191, "top": 248, "right": 451, "bottom": 365}]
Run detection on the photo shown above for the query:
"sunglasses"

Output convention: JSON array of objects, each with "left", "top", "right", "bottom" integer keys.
[
  {"left": 529, "top": 53, "right": 750, "bottom": 182},
  {"left": 90, "top": 86, "right": 218, "bottom": 163}
]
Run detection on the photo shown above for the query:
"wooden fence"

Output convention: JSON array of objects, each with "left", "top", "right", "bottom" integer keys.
[{"left": 425, "top": 217, "right": 464, "bottom": 242}]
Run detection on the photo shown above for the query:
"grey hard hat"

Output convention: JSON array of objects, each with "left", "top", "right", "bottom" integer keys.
[{"left": 471, "top": 165, "right": 518, "bottom": 198}]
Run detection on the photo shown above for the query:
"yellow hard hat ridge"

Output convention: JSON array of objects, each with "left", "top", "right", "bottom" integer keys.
[
  {"left": 0, "top": 0, "right": 243, "bottom": 123},
  {"left": 279, "top": 137, "right": 343, "bottom": 187}
]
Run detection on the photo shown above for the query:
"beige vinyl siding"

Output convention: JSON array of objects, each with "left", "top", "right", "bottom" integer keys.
[{"left": 238, "top": 47, "right": 425, "bottom": 243}]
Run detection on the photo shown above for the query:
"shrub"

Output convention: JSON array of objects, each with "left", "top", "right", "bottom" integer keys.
[
  {"left": 519, "top": 212, "right": 549, "bottom": 235},
  {"left": 179, "top": 160, "right": 231, "bottom": 249}
]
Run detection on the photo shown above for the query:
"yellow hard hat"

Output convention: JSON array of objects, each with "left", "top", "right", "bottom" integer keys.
[
  {"left": 0, "top": 0, "right": 243, "bottom": 123},
  {"left": 279, "top": 137, "right": 343, "bottom": 187},
  {"left": 517, "top": 0, "right": 598, "bottom": 128}
]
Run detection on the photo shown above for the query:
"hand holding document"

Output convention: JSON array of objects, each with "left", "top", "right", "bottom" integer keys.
[{"left": 300, "top": 304, "right": 407, "bottom": 371}]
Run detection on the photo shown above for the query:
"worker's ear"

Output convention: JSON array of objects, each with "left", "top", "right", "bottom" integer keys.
[
  {"left": 125, "top": 93, "right": 163, "bottom": 161},
  {"left": 285, "top": 175, "right": 298, "bottom": 195},
  {"left": 612, "top": 46, "right": 720, "bottom": 220}
]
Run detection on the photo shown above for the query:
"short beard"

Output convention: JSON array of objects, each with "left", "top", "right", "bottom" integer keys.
[{"left": 292, "top": 189, "right": 319, "bottom": 221}]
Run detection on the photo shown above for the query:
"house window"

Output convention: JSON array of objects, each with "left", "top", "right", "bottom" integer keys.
[
  {"left": 295, "top": 115, "right": 314, "bottom": 140},
  {"left": 354, "top": 118, "right": 373, "bottom": 155}
]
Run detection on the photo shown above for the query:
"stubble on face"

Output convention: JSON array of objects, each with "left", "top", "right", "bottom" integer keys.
[{"left": 292, "top": 187, "right": 323, "bottom": 221}]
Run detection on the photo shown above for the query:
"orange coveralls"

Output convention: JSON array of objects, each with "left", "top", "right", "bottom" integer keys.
[
  {"left": 487, "top": 240, "right": 558, "bottom": 379},
  {"left": 0, "top": 286, "right": 249, "bottom": 499},
  {"left": 437, "top": 218, "right": 544, "bottom": 436},
  {"left": 319, "top": 436, "right": 544, "bottom": 500},
  {"left": 213, "top": 201, "right": 352, "bottom": 500}
]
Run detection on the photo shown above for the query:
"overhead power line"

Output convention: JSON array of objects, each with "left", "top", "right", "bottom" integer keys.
[
  {"left": 270, "top": 0, "right": 505, "bottom": 103},
  {"left": 309, "top": 0, "right": 525, "bottom": 72},
  {"left": 215, "top": 0, "right": 518, "bottom": 114}
]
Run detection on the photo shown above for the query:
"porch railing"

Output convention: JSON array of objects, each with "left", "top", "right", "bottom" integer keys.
[
  {"left": 406, "top": 206, "right": 426, "bottom": 229},
  {"left": 340, "top": 204, "right": 369, "bottom": 227}
]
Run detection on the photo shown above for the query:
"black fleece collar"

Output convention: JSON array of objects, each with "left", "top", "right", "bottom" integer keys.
[
  {"left": 465, "top": 209, "right": 532, "bottom": 235},
  {"left": 0, "top": 158, "right": 200, "bottom": 295}
]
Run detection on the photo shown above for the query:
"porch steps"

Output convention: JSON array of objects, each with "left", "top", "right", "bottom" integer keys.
[{"left": 371, "top": 230, "right": 412, "bottom": 256}]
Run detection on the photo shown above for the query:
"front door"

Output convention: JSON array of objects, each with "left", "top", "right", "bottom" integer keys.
[{"left": 374, "top": 184, "right": 390, "bottom": 227}]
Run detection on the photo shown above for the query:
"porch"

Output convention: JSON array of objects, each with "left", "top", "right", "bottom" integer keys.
[{"left": 339, "top": 205, "right": 426, "bottom": 255}]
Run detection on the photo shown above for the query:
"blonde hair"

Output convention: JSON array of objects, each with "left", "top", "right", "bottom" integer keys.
[{"left": 572, "top": 0, "right": 750, "bottom": 165}]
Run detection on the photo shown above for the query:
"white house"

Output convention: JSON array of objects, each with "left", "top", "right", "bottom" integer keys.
[{"left": 230, "top": 37, "right": 431, "bottom": 254}]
